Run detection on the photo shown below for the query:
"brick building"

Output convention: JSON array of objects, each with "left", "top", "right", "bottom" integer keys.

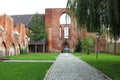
[
  {"left": 0, "top": 14, "right": 29, "bottom": 56},
  {"left": 11, "top": 14, "right": 46, "bottom": 53}
]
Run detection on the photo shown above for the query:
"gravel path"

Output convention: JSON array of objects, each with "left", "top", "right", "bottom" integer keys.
[{"left": 44, "top": 53, "right": 112, "bottom": 80}]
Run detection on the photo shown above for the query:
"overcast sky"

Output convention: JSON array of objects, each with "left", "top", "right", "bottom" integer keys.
[{"left": 0, "top": 0, "right": 67, "bottom": 15}]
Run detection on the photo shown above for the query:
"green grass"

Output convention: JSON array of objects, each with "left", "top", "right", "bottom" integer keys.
[
  {"left": 0, "top": 62, "right": 52, "bottom": 80},
  {"left": 73, "top": 53, "right": 120, "bottom": 80},
  {"left": 9, "top": 53, "right": 59, "bottom": 60}
]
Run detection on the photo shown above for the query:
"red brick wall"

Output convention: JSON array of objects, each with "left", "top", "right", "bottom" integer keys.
[
  {"left": 45, "top": 8, "right": 78, "bottom": 52},
  {"left": 14, "top": 23, "right": 28, "bottom": 48},
  {"left": 0, "top": 14, "right": 14, "bottom": 56},
  {"left": 0, "top": 14, "right": 29, "bottom": 56}
]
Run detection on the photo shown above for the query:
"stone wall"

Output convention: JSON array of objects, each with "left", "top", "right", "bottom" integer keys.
[{"left": 105, "top": 43, "right": 120, "bottom": 54}]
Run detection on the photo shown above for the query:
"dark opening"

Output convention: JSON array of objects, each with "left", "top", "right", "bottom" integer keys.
[{"left": 29, "top": 45, "right": 43, "bottom": 53}]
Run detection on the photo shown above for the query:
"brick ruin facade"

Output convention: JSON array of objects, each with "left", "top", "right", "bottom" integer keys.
[
  {"left": 45, "top": 8, "right": 78, "bottom": 52},
  {"left": 0, "top": 14, "right": 29, "bottom": 56},
  {"left": 0, "top": 8, "right": 107, "bottom": 56}
]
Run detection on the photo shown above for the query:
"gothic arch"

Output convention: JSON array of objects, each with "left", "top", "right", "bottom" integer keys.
[
  {"left": 0, "top": 42, "right": 7, "bottom": 56},
  {"left": 59, "top": 12, "right": 71, "bottom": 25},
  {"left": 9, "top": 43, "right": 15, "bottom": 56}
]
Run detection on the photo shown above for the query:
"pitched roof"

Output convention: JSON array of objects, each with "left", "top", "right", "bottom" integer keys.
[
  {"left": 11, "top": 14, "right": 45, "bottom": 27},
  {"left": 11, "top": 14, "right": 33, "bottom": 26},
  {"left": 29, "top": 39, "right": 46, "bottom": 45}
]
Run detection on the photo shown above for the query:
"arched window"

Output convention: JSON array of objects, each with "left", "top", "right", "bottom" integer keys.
[
  {"left": 60, "top": 13, "right": 71, "bottom": 24},
  {"left": 60, "top": 13, "right": 71, "bottom": 39}
]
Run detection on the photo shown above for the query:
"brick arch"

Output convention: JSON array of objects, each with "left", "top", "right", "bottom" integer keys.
[
  {"left": 59, "top": 11, "right": 67, "bottom": 22},
  {"left": 9, "top": 43, "right": 15, "bottom": 56},
  {"left": 15, "top": 44, "right": 21, "bottom": 55},
  {"left": 59, "top": 12, "right": 71, "bottom": 25},
  {"left": 0, "top": 42, "right": 7, "bottom": 56}
]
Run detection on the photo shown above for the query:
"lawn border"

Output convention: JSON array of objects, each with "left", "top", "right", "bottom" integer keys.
[{"left": 78, "top": 57, "right": 112, "bottom": 80}]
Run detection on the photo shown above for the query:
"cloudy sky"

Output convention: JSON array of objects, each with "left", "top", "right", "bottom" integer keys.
[{"left": 0, "top": 0, "right": 67, "bottom": 15}]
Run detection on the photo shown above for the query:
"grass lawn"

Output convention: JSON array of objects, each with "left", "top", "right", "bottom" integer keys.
[
  {"left": 0, "top": 62, "right": 52, "bottom": 80},
  {"left": 73, "top": 53, "right": 120, "bottom": 80},
  {"left": 9, "top": 53, "right": 59, "bottom": 60}
]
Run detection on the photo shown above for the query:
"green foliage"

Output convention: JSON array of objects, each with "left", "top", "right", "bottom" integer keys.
[
  {"left": 28, "top": 12, "right": 47, "bottom": 53},
  {"left": 20, "top": 46, "right": 27, "bottom": 54},
  {"left": 67, "top": 0, "right": 120, "bottom": 54},
  {"left": 87, "top": 0, "right": 101, "bottom": 32},
  {"left": 74, "top": 39, "right": 82, "bottom": 52},
  {"left": 0, "top": 62, "right": 52, "bottom": 80},
  {"left": 67, "top": 0, "right": 101, "bottom": 32},
  {"left": 81, "top": 36, "right": 94, "bottom": 54},
  {"left": 29, "top": 12, "right": 47, "bottom": 41},
  {"left": 106, "top": 0, "right": 120, "bottom": 54},
  {"left": 73, "top": 53, "right": 120, "bottom": 80},
  {"left": 76, "top": 0, "right": 89, "bottom": 26},
  {"left": 100, "top": 26, "right": 105, "bottom": 36}
]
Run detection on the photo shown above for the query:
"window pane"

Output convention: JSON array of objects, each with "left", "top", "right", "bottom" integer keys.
[{"left": 64, "top": 27, "right": 69, "bottom": 38}]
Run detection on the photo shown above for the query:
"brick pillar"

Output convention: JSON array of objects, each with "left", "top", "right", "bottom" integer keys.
[{"left": 48, "top": 28, "right": 52, "bottom": 52}]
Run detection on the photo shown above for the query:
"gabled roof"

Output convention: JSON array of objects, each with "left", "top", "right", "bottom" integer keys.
[
  {"left": 11, "top": 14, "right": 45, "bottom": 27},
  {"left": 29, "top": 39, "right": 46, "bottom": 45},
  {"left": 11, "top": 14, "right": 33, "bottom": 26}
]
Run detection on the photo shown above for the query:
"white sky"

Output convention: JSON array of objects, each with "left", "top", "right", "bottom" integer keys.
[{"left": 0, "top": 0, "right": 67, "bottom": 15}]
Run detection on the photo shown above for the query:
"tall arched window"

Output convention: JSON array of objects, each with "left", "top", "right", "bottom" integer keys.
[{"left": 60, "top": 13, "right": 71, "bottom": 39}]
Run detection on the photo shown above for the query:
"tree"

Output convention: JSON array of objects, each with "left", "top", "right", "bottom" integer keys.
[
  {"left": 81, "top": 36, "right": 94, "bottom": 55},
  {"left": 74, "top": 39, "right": 82, "bottom": 53},
  {"left": 29, "top": 12, "right": 47, "bottom": 53},
  {"left": 66, "top": 0, "right": 120, "bottom": 54},
  {"left": 66, "top": 0, "right": 101, "bottom": 32},
  {"left": 106, "top": 0, "right": 120, "bottom": 54}
]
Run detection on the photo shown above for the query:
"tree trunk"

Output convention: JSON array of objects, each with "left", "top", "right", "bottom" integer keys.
[
  {"left": 114, "top": 41, "right": 117, "bottom": 55},
  {"left": 43, "top": 45, "right": 45, "bottom": 53},
  {"left": 35, "top": 43, "right": 37, "bottom": 53}
]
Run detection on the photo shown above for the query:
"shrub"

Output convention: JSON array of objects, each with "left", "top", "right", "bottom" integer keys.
[
  {"left": 20, "top": 46, "right": 27, "bottom": 54},
  {"left": 82, "top": 36, "right": 94, "bottom": 54},
  {"left": 74, "top": 39, "right": 82, "bottom": 52}
]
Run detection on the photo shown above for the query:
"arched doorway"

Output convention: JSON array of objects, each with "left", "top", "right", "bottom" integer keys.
[
  {"left": 0, "top": 42, "right": 7, "bottom": 56},
  {"left": 9, "top": 44, "right": 15, "bottom": 56}
]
